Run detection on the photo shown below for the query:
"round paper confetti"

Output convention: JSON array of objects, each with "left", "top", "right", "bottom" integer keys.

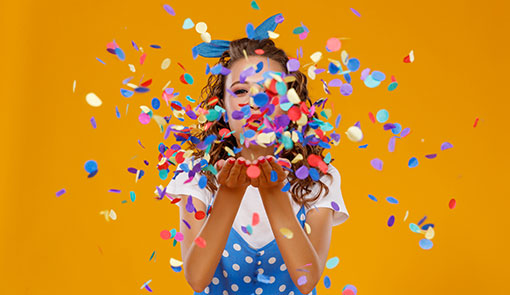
[
  {"left": 326, "top": 37, "right": 341, "bottom": 52},
  {"left": 326, "top": 257, "right": 339, "bottom": 269},
  {"left": 345, "top": 126, "right": 363, "bottom": 142},
  {"left": 86, "top": 92, "right": 102, "bottom": 107},
  {"left": 376, "top": 109, "right": 389, "bottom": 122},
  {"left": 195, "top": 22, "right": 207, "bottom": 34},
  {"left": 84, "top": 160, "right": 98, "bottom": 174},
  {"left": 370, "top": 158, "right": 383, "bottom": 171},
  {"left": 194, "top": 236, "right": 207, "bottom": 248},
  {"left": 161, "top": 58, "right": 171, "bottom": 70},
  {"left": 297, "top": 275, "right": 307, "bottom": 286},
  {"left": 408, "top": 157, "right": 419, "bottom": 168},
  {"left": 449, "top": 198, "right": 456, "bottom": 209},
  {"left": 160, "top": 230, "right": 171, "bottom": 240},
  {"left": 387, "top": 215, "right": 395, "bottom": 227},
  {"left": 419, "top": 238, "right": 433, "bottom": 250},
  {"left": 324, "top": 276, "right": 331, "bottom": 288},
  {"left": 246, "top": 165, "right": 261, "bottom": 178}
]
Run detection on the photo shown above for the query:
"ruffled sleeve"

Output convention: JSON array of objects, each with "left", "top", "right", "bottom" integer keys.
[
  {"left": 305, "top": 163, "right": 349, "bottom": 226},
  {"left": 165, "top": 157, "right": 212, "bottom": 208}
]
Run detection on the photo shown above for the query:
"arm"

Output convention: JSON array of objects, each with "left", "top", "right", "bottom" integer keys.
[
  {"left": 259, "top": 184, "right": 333, "bottom": 294},
  {"left": 178, "top": 157, "right": 250, "bottom": 292}
]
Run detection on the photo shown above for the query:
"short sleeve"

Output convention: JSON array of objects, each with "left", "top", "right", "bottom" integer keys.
[
  {"left": 165, "top": 158, "right": 212, "bottom": 208},
  {"left": 305, "top": 163, "right": 349, "bottom": 226}
]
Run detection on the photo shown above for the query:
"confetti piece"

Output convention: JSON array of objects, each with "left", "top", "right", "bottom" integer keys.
[
  {"left": 449, "top": 198, "right": 456, "bottom": 209},
  {"left": 108, "top": 189, "right": 121, "bottom": 193},
  {"left": 84, "top": 160, "right": 98, "bottom": 177},
  {"left": 350, "top": 8, "right": 361, "bottom": 17},
  {"left": 368, "top": 194, "right": 378, "bottom": 202},
  {"left": 370, "top": 158, "right": 383, "bottom": 171},
  {"left": 250, "top": 0, "right": 260, "bottom": 9},
  {"left": 404, "top": 210, "right": 409, "bottom": 221},
  {"left": 297, "top": 275, "right": 307, "bottom": 285},
  {"left": 386, "top": 196, "right": 399, "bottom": 204},
  {"left": 408, "top": 157, "right": 419, "bottom": 168},
  {"left": 194, "top": 236, "right": 207, "bottom": 248},
  {"left": 161, "top": 58, "right": 171, "bottom": 70},
  {"left": 343, "top": 284, "right": 358, "bottom": 295},
  {"left": 160, "top": 230, "right": 171, "bottom": 240},
  {"left": 387, "top": 215, "right": 395, "bottom": 227},
  {"left": 326, "top": 37, "right": 341, "bottom": 52},
  {"left": 280, "top": 227, "right": 293, "bottom": 239},
  {"left": 96, "top": 57, "right": 106, "bottom": 65},
  {"left": 182, "top": 18, "right": 194, "bottom": 30},
  {"left": 90, "top": 117, "right": 97, "bottom": 129},
  {"left": 441, "top": 142, "right": 453, "bottom": 150},
  {"left": 115, "top": 106, "right": 120, "bottom": 118},
  {"left": 331, "top": 201, "right": 340, "bottom": 211},
  {"left": 376, "top": 109, "right": 389, "bottom": 122},
  {"left": 149, "top": 251, "right": 156, "bottom": 261},
  {"left": 163, "top": 4, "right": 175, "bottom": 16},
  {"left": 109, "top": 209, "right": 117, "bottom": 220},
  {"left": 252, "top": 212, "right": 260, "bottom": 226},
  {"left": 287, "top": 59, "right": 300, "bottom": 72},
  {"left": 130, "top": 191, "right": 136, "bottom": 202},
  {"left": 170, "top": 258, "right": 183, "bottom": 267},
  {"left": 345, "top": 126, "right": 363, "bottom": 142},
  {"left": 72, "top": 80, "right": 76, "bottom": 93},
  {"left": 56, "top": 189, "right": 66, "bottom": 197},
  {"left": 403, "top": 50, "right": 415, "bottom": 63},
  {"left": 473, "top": 117, "right": 479, "bottom": 128},
  {"left": 86, "top": 92, "right": 102, "bottom": 107},
  {"left": 247, "top": 165, "right": 261, "bottom": 178},
  {"left": 324, "top": 276, "right": 331, "bottom": 288},
  {"left": 326, "top": 257, "right": 339, "bottom": 269},
  {"left": 419, "top": 238, "right": 433, "bottom": 250},
  {"left": 295, "top": 165, "right": 309, "bottom": 179},
  {"left": 195, "top": 22, "right": 207, "bottom": 34}
]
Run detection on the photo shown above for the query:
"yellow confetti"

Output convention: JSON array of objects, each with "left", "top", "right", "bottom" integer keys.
[
  {"left": 267, "top": 30, "right": 279, "bottom": 39},
  {"left": 310, "top": 51, "right": 322, "bottom": 63},
  {"left": 425, "top": 226, "right": 435, "bottom": 240},
  {"left": 304, "top": 223, "right": 311, "bottom": 234},
  {"left": 85, "top": 92, "right": 102, "bottom": 107},
  {"left": 345, "top": 126, "right": 363, "bottom": 142},
  {"left": 170, "top": 258, "right": 183, "bottom": 267},
  {"left": 161, "top": 58, "right": 171, "bottom": 70},
  {"left": 280, "top": 227, "right": 293, "bottom": 239}
]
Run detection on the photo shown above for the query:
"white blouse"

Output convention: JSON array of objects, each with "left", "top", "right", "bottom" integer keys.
[{"left": 165, "top": 157, "right": 349, "bottom": 249}]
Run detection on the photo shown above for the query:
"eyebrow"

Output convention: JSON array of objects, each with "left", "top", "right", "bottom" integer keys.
[{"left": 229, "top": 80, "right": 246, "bottom": 88}]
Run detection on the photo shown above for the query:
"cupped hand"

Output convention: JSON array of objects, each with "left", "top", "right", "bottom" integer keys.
[
  {"left": 214, "top": 157, "right": 250, "bottom": 191},
  {"left": 249, "top": 156, "right": 290, "bottom": 189}
]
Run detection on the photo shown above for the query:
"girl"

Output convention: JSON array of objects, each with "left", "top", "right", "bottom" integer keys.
[{"left": 165, "top": 37, "right": 349, "bottom": 295}]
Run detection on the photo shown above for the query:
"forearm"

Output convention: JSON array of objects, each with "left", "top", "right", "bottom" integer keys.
[
  {"left": 183, "top": 185, "right": 245, "bottom": 291},
  {"left": 259, "top": 185, "right": 321, "bottom": 294}
]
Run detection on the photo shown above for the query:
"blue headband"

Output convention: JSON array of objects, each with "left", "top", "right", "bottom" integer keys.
[{"left": 191, "top": 13, "right": 283, "bottom": 59}]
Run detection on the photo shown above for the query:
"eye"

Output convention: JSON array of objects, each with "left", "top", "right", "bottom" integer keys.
[{"left": 233, "top": 89, "right": 248, "bottom": 95}]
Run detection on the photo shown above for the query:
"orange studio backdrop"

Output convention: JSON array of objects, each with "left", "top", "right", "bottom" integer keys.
[{"left": 1, "top": 0, "right": 509, "bottom": 294}]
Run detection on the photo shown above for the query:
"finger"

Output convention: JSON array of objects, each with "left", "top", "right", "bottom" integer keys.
[
  {"left": 270, "top": 157, "right": 289, "bottom": 181},
  {"left": 217, "top": 157, "right": 235, "bottom": 184},
  {"left": 235, "top": 157, "right": 248, "bottom": 184},
  {"left": 250, "top": 160, "right": 260, "bottom": 187},
  {"left": 214, "top": 159, "right": 226, "bottom": 172},
  {"left": 226, "top": 158, "right": 243, "bottom": 184},
  {"left": 258, "top": 156, "right": 272, "bottom": 184}
]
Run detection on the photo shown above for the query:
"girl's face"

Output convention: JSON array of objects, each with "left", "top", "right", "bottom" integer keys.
[{"left": 224, "top": 55, "right": 286, "bottom": 146}]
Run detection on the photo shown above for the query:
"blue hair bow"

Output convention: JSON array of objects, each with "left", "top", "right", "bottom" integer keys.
[{"left": 191, "top": 13, "right": 283, "bottom": 59}]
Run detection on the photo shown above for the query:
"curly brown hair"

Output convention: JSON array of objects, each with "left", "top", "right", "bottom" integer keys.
[{"left": 185, "top": 37, "right": 335, "bottom": 210}]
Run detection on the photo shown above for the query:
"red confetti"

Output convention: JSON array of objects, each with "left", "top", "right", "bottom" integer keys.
[
  {"left": 252, "top": 212, "right": 260, "bottom": 226},
  {"left": 403, "top": 55, "right": 411, "bottom": 63},
  {"left": 195, "top": 211, "right": 206, "bottom": 220},
  {"left": 140, "top": 53, "right": 147, "bottom": 65},
  {"left": 160, "top": 230, "right": 171, "bottom": 240},
  {"left": 368, "top": 112, "right": 376, "bottom": 123},
  {"left": 194, "top": 236, "right": 207, "bottom": 248},
  {"left": 473, "top": 117, "right": 479, "bottom": 128},
  {"left": 449, "top": 198, "right": 456, "bottom": 209},
  {"left": 141, "top": 79, "right": 152, "bottom": 87},
  {"left": 255, "top": 49, "right": 265, "bottom": 55}
]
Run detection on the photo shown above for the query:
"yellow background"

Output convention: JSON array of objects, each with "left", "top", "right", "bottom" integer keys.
[{"left": 1, "top": 0, "right": 509, "bottom": 294}]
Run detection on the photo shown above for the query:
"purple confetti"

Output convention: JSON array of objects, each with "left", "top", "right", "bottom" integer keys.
[
  {"left": 441, "top": 142, "right": 453, "bottom": 151},
  {"left": 371, "top": 158, "right": 383, "bottom": 171},
  {"left": 109, "top": 189, "right": 121, "bottom": 193},
  {"left": 56, "top": 189, "right": 66, "bottom": 197},
  {"left": 298, "top": 275, "right": 307, "bottom": 286},
  {"left": 295, "top": 165, "right": 309, "bottom": 179},
  {"left": 90, "top": 117, "right": 97, "bottom": 129},
  {"left": 138, "top": 140, "right": 145, "bottom": 149},
  {"left": 388, "top": 136, "right": 396, "bottom": 152},
  {"left": 329, "top": 79, "right": 343, "bottom": 87},
  {"left": 331, "top": 201, "right": 340, "bottom": 211},
  {"left": 401, "top": 127, "right": 411, "bottom": 137},
  {"left": 425, "top": 153, "right": 437, "bottom": 159},
  {"left": 287, "top": 59, "right": 300, "bottom": 72},
  {"left": 163, "top": 4, "right": 175, "bottom": 16},
  {"left": 182, "top": 219, "right": 191, "bottom": 230},
  {"left": 340, "top": 83, "right": 353, "bottom": 96},
  {"left": 350, "top": 8, "right": 361, "bottom": 17},
  {"left": 387, "top": 215, "right": 395, "bottom": 227}
]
